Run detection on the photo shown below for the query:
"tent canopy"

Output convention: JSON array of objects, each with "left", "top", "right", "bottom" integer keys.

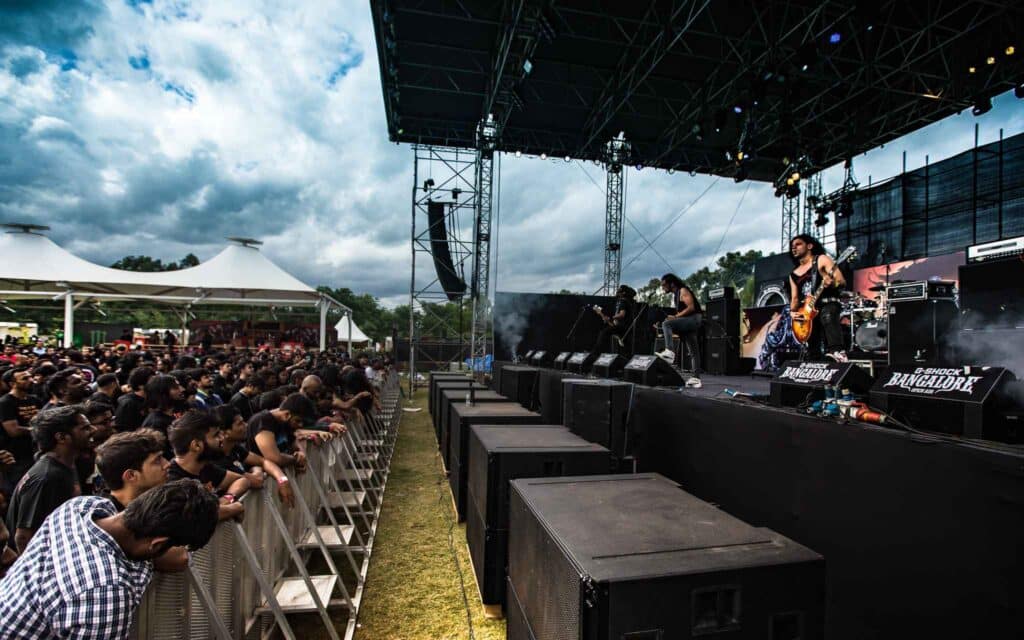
[
  {"left": 334, "top": 317, "right": 371, "bottom": 343},
  {"left": 0, "top": 226, "right": 354, "bottom": 349}
]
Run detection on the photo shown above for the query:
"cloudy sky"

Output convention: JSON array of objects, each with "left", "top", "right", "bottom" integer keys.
[{"left": 2, "top": 1, "right": 1023, "bottom": 306}]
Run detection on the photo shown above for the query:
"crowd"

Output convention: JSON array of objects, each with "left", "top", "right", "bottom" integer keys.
[{"left": 0, "top": 341, "right": 390, "bottom": 639}]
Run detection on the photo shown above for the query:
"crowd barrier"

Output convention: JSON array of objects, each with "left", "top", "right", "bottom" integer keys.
[{"left": 132, "top": 372, "right": 402, "bottom": 640}]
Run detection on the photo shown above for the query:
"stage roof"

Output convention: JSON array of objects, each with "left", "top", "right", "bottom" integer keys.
[{"left": 372, "top": 0, "right": 1024, "bottom": 181}]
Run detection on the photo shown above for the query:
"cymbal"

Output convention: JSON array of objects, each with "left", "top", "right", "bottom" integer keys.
[{"left": 868, "top": 284, "right": 887, "bottom": 292}]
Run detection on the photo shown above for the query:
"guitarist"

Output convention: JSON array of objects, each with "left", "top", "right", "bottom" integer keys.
[
  {"left": 789, "top": 234, "right": 848, "bottom": 362},
  {"left": 589, "top": 284, "right": 636, "bottom": 358}
]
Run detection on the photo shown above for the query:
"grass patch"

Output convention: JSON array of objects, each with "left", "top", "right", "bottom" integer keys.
[{"left": 354, "top": 387, "right": 506, "bottom": 640}]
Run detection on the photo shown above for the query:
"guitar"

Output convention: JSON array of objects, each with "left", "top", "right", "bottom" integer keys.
[
  {"left": 791, "top": 245, "right": 858, "bottom": 344},
  {"left": 591, "top": 305, "right": 615, "bottom": 326}
]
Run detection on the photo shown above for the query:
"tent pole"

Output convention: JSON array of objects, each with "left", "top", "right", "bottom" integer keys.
[
  {"left": 347, "top": 313, "right": 353, "bottom": 355},
  {"left": 63, "top": 292, "right": 74, "bottom": 348},
  {"left": 318, "top": 301, "right": 328, "bottom": 352}
]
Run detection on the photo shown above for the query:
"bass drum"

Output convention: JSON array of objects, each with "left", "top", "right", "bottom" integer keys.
[{"left": 855, "top": 320, "right": 888, "bottom": 352}]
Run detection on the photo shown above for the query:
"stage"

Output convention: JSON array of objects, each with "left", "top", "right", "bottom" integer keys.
[{"left": 495, "top": 363, "right": 1024, "bottom": 639}]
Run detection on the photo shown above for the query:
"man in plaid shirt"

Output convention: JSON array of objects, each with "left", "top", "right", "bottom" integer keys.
[{"left": 0, "top": 479, "right": 219, "bottom": 639}]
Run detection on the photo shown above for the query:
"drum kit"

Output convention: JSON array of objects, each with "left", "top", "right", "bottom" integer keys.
[{"left": 840, "top": 284, "right": 889, "bottom": 353}]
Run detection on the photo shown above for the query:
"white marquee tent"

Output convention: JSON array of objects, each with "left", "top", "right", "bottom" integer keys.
[
  {"left": 0, "top": 225, "right": 355, "bottom": 350},
  {"left": 334, "top": 317, "right": 371, "bottom": 344}
]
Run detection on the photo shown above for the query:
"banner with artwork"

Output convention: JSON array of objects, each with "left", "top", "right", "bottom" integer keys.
[{"left": 852, "top": 251, "right": 964, "bottom": 302}]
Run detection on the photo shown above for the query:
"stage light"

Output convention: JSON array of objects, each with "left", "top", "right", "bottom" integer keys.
[
  {"left": 733, "top": 104, "right": 743, "bottom": 114},
  {"left": 667, "top": 168, "right": 675, "bottom": 175},
  {"left": 986, "top": 56, "right": 995, "bottom": 65},
  {"left": 564, "top": 155, "right": 571, "bottom": 162},
  {"left": 795, "top": 42, "right": 816, "bottom": 72},
  {"left": 725, "top": 150, "right": 732, "bottom": 161},
  {"left": 786, "top": 177, "right": 794, "bottom": 186},
  {"left": 422, "top": 179, "right": 435, "bottom": 192},
  {"left": 1007, "top": 46, "right": 1015, "bottom": 56},
  {"left": 540, "top": 153, "right": 547, "bottom": 160},
  {"left": 713, "top": 109, "right": 727, "bottom": 133},
  {"left": 815, "top": 213, "right": 829, "bottom": 227},
  {"left": 734, "top": 165, "right": 747, "bottom": 183},
  {"left": 829, "top": 32, "right": 841, "bottom": 44},
  {"left": 791, "top": 171, "right": 800, "bottom": 181},
  {"left": 972, "top": 96, "right": 992, "bottom": 116},
  {"left": 1015, "top": 84, "right": 1024, "bottom": 99},
  {"left": 635, "top": 163, "right": 644, "bottom": 171},
  {"left": 515, "top": 150, "right": 522, "bottom": 157},
  {"left": 736, "top": 150, "right": 745, "bottom": 161},
  {"left": 968, "top": 66, "right": 976, "bottom": 74}
]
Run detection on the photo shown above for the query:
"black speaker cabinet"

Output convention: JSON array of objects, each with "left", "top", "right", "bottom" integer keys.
[
  {"left": 499, "top": 365, "right": 540, "bottom": 410},
  {"left": 958, "top": 259, "right": 1024, "bottom": 327},
  {"left": 590, "top": 353, "right": 626, "bottom": 378},
  {"left": 769, "top": 360, "right": 874, "bottom": 407},
  {"left": 622, "top": 354, "right": 684, "bottom": 387},
  {"left": 446, "top": 402, "right": 544, "bottom": 521},
  {"left": 566, "top": 352, "right": 597, "bottom": 374},
  {"left": 490, "top": 361, "right": 511, "bottom": 391},
  {"left": 887, "top": 299, "right": 958, "bottom": 366},
  {"left": 439, "top": 389, "right": 508, "bottom": 456},
  {"left": 467, "top": 425, "right": 610, "bottom": 607},
  {"left": 507, "top": 474, "right": 825, "bottom": 640},
  {"left": 429, "top": 372, "right": 470, "bottom": 415},
  {"left": 562, "top": 379, "right": 635, "bottom": 460},
  {"left": 870, "top": 365, "right": 1016, "bottom": 439},
  {"left": 552, "top": 351, "right": 573, "bottom": 370},
  {"left": 431, "top": 380, "right": 485, "bottom": 443},
  {"left": 536, "top": 369, "right": 584, "bottom": 425},
  {"left": 705, "top": 337, "right": 741, "bottom": 375},
  {"left": 704, "top": 296, "right": 740, "bottom": 340}
]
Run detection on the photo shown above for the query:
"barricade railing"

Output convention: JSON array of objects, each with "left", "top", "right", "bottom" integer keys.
[{"left": 134, "top": 371, "right": 402, "bottom": 640}]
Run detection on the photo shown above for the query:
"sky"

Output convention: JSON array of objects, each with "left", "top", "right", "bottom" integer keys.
[{"left": 2, "top": 1, "right": 1023, "bottom": 307}]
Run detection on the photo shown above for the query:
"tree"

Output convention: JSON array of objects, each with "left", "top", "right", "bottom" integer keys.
[
  {"left": 679, "top": 249, "right": 763, "bottom": 307},
  {"left": 110, "top": 254, "right": 201, "bottom": 271}
]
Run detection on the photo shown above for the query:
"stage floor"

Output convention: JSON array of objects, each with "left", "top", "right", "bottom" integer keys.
[{"left": 666, "top": 372, "right": 772, "bottom": 398}]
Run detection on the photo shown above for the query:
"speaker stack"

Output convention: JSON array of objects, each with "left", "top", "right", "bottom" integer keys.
[
  {"left": 886, "top": 281, "right": 958, "bottom": 366},
  {"left": 562, "top": 379, "right": 635, "bottom": 464},
  {"left": 507, "top": 474, "right": 825, "bottom": 640},
  {"left": 703, "top": 287, "right": 741, "bottom": 375}
]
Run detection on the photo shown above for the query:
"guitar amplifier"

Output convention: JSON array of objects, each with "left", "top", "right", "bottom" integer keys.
[
  {"left": 886, "top": 280, "right": 956, "bottom": 302},
  {"left": 622, "top": 354, "right": 684, "bottom": 387},
  {"left": 888, "top": 299, "right": 958, "bottom": 366},
  {"left": 707, "top": 286, "right": 736, "bottom": 300}
]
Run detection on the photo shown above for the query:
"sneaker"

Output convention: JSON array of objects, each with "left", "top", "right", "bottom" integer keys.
[
  {"left": 827, "top": 351, "right": 849, "bottom": 363},
  {"left": 656, "top": 349, "right": 675, "bottom": 363},
  {"left": 685, "top": 377, "right": 703, "bottom": 389}
]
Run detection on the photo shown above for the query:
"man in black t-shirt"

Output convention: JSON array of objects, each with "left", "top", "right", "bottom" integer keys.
[
  {"left": 229, "top": 377, "right": 261, "bottom": 422},
  {"left": 589, "top": 284, "right": 637, "bottom": 358},
  {"left": 6, "top": 405, "right": 94, "bottom": 552},
  {"left": 246, "top": 393, "right": 313, "bottom": 473},
  {"left": 115, "top": 367, "right": 154, "bottom": 431},
  {"left": 166, "top": 411, "right": 247, "bottom": 521},
  {"left": 0, "top": 368, "right": 43, "bottom": 497}
]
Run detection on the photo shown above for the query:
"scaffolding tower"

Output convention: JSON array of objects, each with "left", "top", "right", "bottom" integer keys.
[{"left": 601, "top": 133, "right": 630, "bottom": 294}]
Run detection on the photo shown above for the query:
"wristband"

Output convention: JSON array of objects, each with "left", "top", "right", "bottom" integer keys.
[
  {"left": 277, "top": 476, "right": 289, "bottom": 485},
  {"left": 223, "top": 493, "right": 236, "bottom": 504}
]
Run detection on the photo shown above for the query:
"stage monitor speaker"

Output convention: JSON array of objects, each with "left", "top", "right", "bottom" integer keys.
[
  {"left": 769, "top": 360, "right": 874, "bottom": 407},
  {"left": 507, "top": 474, "right": 825, "bottom": 640},
  {"left": 431, "top": 379, "right": 483, "bottom": 442},
  {"left": 566, "top": 351, "right": 597, "bottom": 373},
  {"left": 438, "top": 389, "right": 507, "bottom": 457},
  {"left": 562, "top": 379, "right": 634, "bottom": 460},
  {"left": 447, "top": 403, "right": 543, "bottom": 521},
  {"left": 622, "top": 354, "right": 685, "bottom": 387},
  {"left": 490, "top": 361, "right": 510, "bottom": 391},
  {"left": 467, "top": 425, "right": 610, "bottom": 606},
  {"left": 499, "top": 366, "right": 540, "bottom": 409},
  {"left": 529, "top": 350, "right": 553, "bottom": 366},
  {"left": 958, "top": 258, "right": 1024, "bottom": 327},
  {"left": 869, "top": 365, "right": 1017, "bottom": 440},
  {"left": 523, "top": 350, "right": 535, "bottom": 361},
  {"left": 426, "top": 200, "right": 467, "bottom": 301},
  {"left": 552, "top": 351, "right": 573, "bottom": 370},
  {"left": 888, "top": 299, "right": 958, "bottom": 366},
  {"left": 590, "top": 353, "right": 626, "bottom": 378}
]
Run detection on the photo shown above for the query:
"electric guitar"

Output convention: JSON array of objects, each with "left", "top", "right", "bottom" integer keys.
[{"left": 791, "top": 245, "right": 858, "bottom": 344}]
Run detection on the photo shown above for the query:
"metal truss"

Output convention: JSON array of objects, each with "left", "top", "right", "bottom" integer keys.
[
  {"left": 408, "top": 145, "right": 478, "bottom": 385},
  {"left": 781, "top": 194, "right": 801, "bottom": 252},
  {"left": 802, "top": 173, "right": 823, "bottom": 235},
  {"left": 469, "top": 118, "right": 499, "bottom": 373},
  {"left": 602, "top": 134, "right": 630, "bottom": 294}
]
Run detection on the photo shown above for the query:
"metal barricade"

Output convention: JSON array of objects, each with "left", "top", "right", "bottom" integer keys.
[{"left": 134, "top": 371, "right": 403, "bottom": 640}]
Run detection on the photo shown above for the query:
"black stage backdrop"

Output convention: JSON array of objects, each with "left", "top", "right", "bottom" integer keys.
[
  {"left": 634, "top": 386, "right": 1024, "bottom": 639},
  {"left": 493, "top": 291, "right": 615, "bottom": 361}
]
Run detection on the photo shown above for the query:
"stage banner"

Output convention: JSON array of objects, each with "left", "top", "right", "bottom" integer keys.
[
  {"left": 852, "top": 250, "right": 964, "bottom": 302},
  {"left": 872, "top": 365, "right": 1008, "bottom": 400},
  {"left": 775, "top": 360, "right": 849, "bottom": 386}
]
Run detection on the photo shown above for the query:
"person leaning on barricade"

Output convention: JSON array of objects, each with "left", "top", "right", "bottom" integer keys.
[
  {"left": 0, "top": 479, "right": 219, "bottom": 640},
  {"left": 245, "top": 392, "right": 321, "bottom": 482},
  {"left": 213, "top": 405, "right": 295, "bottom": 508},
  {"left": 167, "top": 411, "right": 247, "bottom": 522}
]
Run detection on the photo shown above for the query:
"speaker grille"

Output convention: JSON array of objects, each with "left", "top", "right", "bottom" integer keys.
[
  {"left": 468, "top": 429, "right": 490, "bottom": 524},
  {"left": 466, "top": 490, "right": 488, "bottom": 603},
  {"left": 506, "top": 579, "right": 536, "bottom": 640},
  {"left": 509, "top": 487, "right": 579, "bottom": 640}
]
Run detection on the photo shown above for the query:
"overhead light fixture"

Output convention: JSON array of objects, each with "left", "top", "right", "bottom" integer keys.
[
  {"left": 972, "top": 95, "right": 992, "bottom": 116},
  {"left": 451, "top": 188, "right": 461, "bottom": 200},
  {"left": 540, "top": 153, "right": 547, "bottom": 160},
  {"left": 736, "top": 150, "right": 745, "bottom": 161},
  {"left": 713, "top": 109, "right": 727, "bottom": 133},
  {"left": 986, "top": 56, "right": 996, "bottom": 65},
  {"left": 422, "top": 179, "right": 435, "bottom": 191},
  {"left": 829, "top": 32, "right": 841, "bottom": 45},
  {"left": 635, "top": 163, "right": 643, "bottom": 171},
  {"left": 564, "top": 155, "right": 571, "bottom": 162},
  {"left": 791, "top": 171, "right": 800, "bottom": 181},
  {"left": 1007, "top": 45, "right": 1016, "bottom": 56},
  {"left": 968, "top": 66, "right": 976, "bottom": 74},
  {"left": 522, "top": 59, "right": 533, "bottom": 75},
  {"left": 515, "top": 150, "right": 522, "bottom": 157},
  {"left": 733, "top": 104, "right": 743, "bottom": 114},
  {"left": 786, "top": 177, "right": 795, "bottom": 186},
  {"left": 921, "top": 92, "right": 942, "bottom": 100}
]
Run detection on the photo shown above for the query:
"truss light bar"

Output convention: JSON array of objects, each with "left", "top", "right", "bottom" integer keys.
[{"left": 972, "top": 96, "right": 993, "bottom": 116}]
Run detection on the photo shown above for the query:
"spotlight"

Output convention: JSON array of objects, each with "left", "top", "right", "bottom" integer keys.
[
  {"left": 791, "top": 171, "right": 800, "bottom": 181},
  {"left": 968, "top": 66, "right": 976, "bottom": 74},
  {"left": 795, "top": 42, "right": 817, "bottom": 72},
  {"left": 829, "top": 32, "right": 841, "bottom": 45},
  {"left": 786, "top": 177, "right": 795, "bottom": 186},
  {"left": 540, "top": 153, "right": 547, "bottom": 160},
  {"left": 713, "top": 110, "right": 727, "bottom": 133},
  {"left": 564, "top": 155, "right": 571, "bottom": 162},
  {"left": 972, "top": 96, "right": 992, "bottom": 116},
  {"left": 451, "top": 188, "right": 461, "bottom": 200},
  {"left": 774, "top": 186, "right": 785, "bottom": 198},
  {"left": 515, "top": 150, "right": 522, "bottom": 157},
  {"left": 667, "top": 168, "right": 675, "bottom": 175},
  {"left": 422, "top": 179, "right": 435, "bottom": 192},
  {"left": 725, "top": 150, "right": 733, "bottom": 161},
  {"left": 787, "top": 183, "right": 801, "bottom": 199},
  {"left": 733, "top": 104, "right": 743, "bottom": 114},
  {"left": 1007, "top": 45, "right": 1016, "bottom": 56},
  {"left": 986, "top": 56, "right": 995, "bottom": 65},
  {"left": 736, "top": 150, "right": 745, "bottom": 161},
  {"left": 635, "top": 163, "right": 643, "bottom": 171},
  {"left": 815, "top": 213, "right": 829, "bottom": 227}
]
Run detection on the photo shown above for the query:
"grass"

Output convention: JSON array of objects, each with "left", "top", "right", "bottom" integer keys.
[{"left": 353, "top": 387, "right": 506, "bottom": 640}]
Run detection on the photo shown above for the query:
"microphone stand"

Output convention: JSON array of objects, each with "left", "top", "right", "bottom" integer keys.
[{"left": 565, "top": 305, "right": 590, "bottom": 353}]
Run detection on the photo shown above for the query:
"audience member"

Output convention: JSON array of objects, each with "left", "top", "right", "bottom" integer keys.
[
  {"left": 115, "top": 366, "right": 154, "bottom": 431},
  {"left": 167, "top": 411, "right": 247, "bottom": 520}
]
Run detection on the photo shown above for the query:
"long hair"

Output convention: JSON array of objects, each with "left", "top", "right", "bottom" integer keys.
[
  {"left": 660, "top": 273, "right": 684, "bottom": 289},
  {"left": 789, "top": 234, "right": 826, "bottom": 266}
]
